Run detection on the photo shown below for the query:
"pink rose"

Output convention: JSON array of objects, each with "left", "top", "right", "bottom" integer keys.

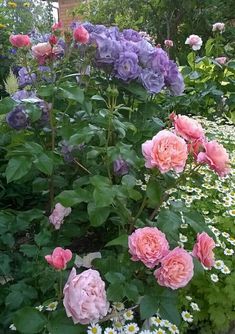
[
  {"left": 197, "top": 140, "right": 230, "bottom": 177},
  {"left": 215, "top": 57, "right": 227, "bottom": 65},
  {"left": 164, "top": 39, "right": 173, "bottom": 48},
  {"left": 63, "top": 267, "right": 109, "bottom": 324},
  {"left": 142, "top": 130, "right": 188, "bottom": 173},
  {"left": 49, "top": 203, "right": 71, "bottom": 230},
  {"left": 188, "top": 139, "right": 204, "bottom": 160},
  {"left": 174, "top": 115, "right": 205, "bottom": 142},
  {"left": 185, "top": 34, "right": 203, "bottom": 51},
  {"left": 128, "top": 227, "right": 169, "bottom": 268},
  {"left": 73, "top": 26, "right": 89, "bottom": 44},
  {"left": 192, "top": 232, "right": 215, "bottom": 268},
  {"left": 154, "top": 247, "right": 194, "bottom": 290},
  {"left": 45, "top": 247, "right": 72, "bottom": 270},
  {"left": 32, "top": 42, "right": 63, "bottom": 64},
  {"left": 9, "top": 34, "right": 31, "bottom": 48},
  {"left": 212, "top": 22, "right": 225, "bottom": 33},
  {"left": 52, "top": 21, "right": 63, "bottom": 31}
]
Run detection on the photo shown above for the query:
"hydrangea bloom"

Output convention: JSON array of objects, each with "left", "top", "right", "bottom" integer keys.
[{"left": 6, "top": 106, "right": 28, "bottom": 130}]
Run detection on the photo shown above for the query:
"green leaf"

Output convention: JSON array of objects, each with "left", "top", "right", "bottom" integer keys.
[
  {"left": 105, "top": 234, "right": 128, "bottom": 248},
  {"left": 107, "top": 283, "right": 124, "bottom": 301},
  {"left": 124, "top": 283, "right": 139, "bottom": 302},
  {"left": 159, "top": 290, "right": 180, "bottom": 326},
  {"left": 91, "top": 95, "right": 106, "bottom": 102},
  {"left": 105, "top": 272, "right": 125, "bottom": 284},
  {"left": 0, "top": 97, "right": 17, "bottom": 114},
  {"left": 38, "top": 85, "right": 55, "bottom": 97},
  {"left": 20, "top": 244, "right": 39, "bottom": 257},
  {"left": 184, "top": 211, "right": 214, "bottom": 237},
  {"left": 140, "top": 295, "right": 159, "bottom": 320},
  {"left": 34, "top": 153, "right": 53, "bottom": 175},
  {"left": 59, "top": 85, "right": 84, "bottom": 103},
  {"left": 5, "top": 157, "right": 32, "bottom": 183},
  {"left": 56, "top": 189, "right": 91, "bottom": 207},
  {"left": 35, "top": 230, "right": 52, "bottom": 246},
  {"left": 5, "top": 291, "right": 23, "bottom": 310},
  {"left": 157, "top": 209, "right": 182, "bottom": 246},
  {"left": 47, "top": 310, "right": 84, "bottom": 334},
  {"left": 93, "top": 187, "right": 115, "bottom": 207},
  {"left": 146, "top": 179, "right": 162, "bottom": 207},
  {"left": 87, "top": 203, "right": 110, "bottom": 226},
  {"left": 14, "top": 307, "right": 46, "bottom": 334}
]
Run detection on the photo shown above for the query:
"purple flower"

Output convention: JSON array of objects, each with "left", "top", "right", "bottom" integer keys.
[
  {"left": 60, "top": 141, "right": 85, "bottom": 162},
  {"left": 11, "top": 90, "right": 36, "bottom": 102},
  {"left": 6, "top": 106, "right": 28, "bottom": 130},
  {"left": 38, "top": 66, "right": 56, "bottom": 83},
  {"left": 149, "top": 48, "right": 169, "bottom": 75},
  {"left": 140, "top": 69, "right": 164, "bottom": 94},
  {"left": 137, "top": 39, "right": 155, "bottom": 66},
  {"left": 123, "top": 29, "right": 142, "bottom": 42},
  {"left": 94, "top": 35, "right": 121, "bottom": 64},
  {"left": 115, "top": 51, "right": 140, "bottom": 81},
  {"left": 165, "top": 61, "right": 185, "bottom": 96},
  {"left": 36, "top": 101, "right": 51, "bottom": 126},
  {"left": 18, "top": 67, "right": 37, "bottom": 88},
  {"left": 113, "top": 159, "right": 129, "bottom": 176}
]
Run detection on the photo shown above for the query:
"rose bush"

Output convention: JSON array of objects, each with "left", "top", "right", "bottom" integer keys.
[{"left": 0, "top": 18, "right": 234, "bottom": 334}]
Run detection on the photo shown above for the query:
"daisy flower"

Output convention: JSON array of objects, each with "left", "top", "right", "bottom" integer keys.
[
  {"left": 210, "top": 274, "right": 219, "bottom": 282},
  {"left": 124, "top": 323, "right": 139, "bottom": 334},
  {"left": 88, "top": 324, "right": 102, "bottom": 334},
  {"left": 190, "top": 302, "right": 200, "bottom": 311},
  {"left": 181, "top": 311, "right": 193, "bottom": 323}
]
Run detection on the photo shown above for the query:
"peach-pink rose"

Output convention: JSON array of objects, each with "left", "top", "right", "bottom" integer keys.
[
  {"left": 174, "top": 115, "right": 205, "bottom": 142},
  {"left": 197, "top": 140, "right": 230, "bottom": 177},
  {"left": 49, "top": 203, "right": 71, "bottom": 230},
  {"left": 9, "top": 34, "right": 31, "bottom": 48},
  {"left": 73, "top": 26, "right": 89, "bottom": 44},
  {"left": 63, "top": 267, "right": 109, "bottom": 324},
  {"left": 45, "top": 247, "right": 72, "bottom": 270},
  {"left": 32, "top": 42, "right": 53, "bottom": 63},
  {"left": 192, "top": 232, "right": 215, "bottom": 268},
  {"left": 154, "top": 247, "right": 194, "bottom": 290},
  {"left": 142, "top": 130, "right": 188, "bottom": 173},
  {"left": 215, "top": 57, "right": 227, "bottom": 65},
  {"left": 128, "top": 227, "right": 169, "bottom": 268}
]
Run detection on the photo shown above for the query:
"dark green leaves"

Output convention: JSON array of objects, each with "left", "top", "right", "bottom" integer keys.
[
  {"left": 58, "top": 84, "right": 84, "bottom": 104},
  {"left": 14, "top": 307, "right": 46, "bottom": 334},
  {"left": 5, "top": 157, "right": 32, "bottom": 183}
]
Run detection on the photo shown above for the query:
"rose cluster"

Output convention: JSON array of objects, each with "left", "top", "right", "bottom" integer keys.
[
  {"left": 142, "top": 114, "right": 230, "bottom": 177},
  {"left": 71, "top": 22, "right": 184, "bottom": 95},
  {"left": 128, "top": 227, "right": 215, "bottom": 290}
]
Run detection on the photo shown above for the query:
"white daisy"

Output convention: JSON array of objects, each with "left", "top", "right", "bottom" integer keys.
[
  {"left": 104, "top": 328, "right": 117, "bottom": 334},
  {"left": 214, "top": 260, "right": 224, "bottom": 270},
  {"left": 180, "top": 223, "right": 188, "bottom": 229},
  {"left": 141, "top": 185, "right": 147, "bottom": 191},
  {"left": 228, "top": 209, "right": 235, "bottom": 216},
  {"left": 9, "top": 324, "right": 16, "bottom": 331},
  {"left": 169, "top": 324, "right": 179, "bottom": 334},
  {"left": 153, "top": 329, "right": 166, "bottom": 334},
  {"left": 228, "top": 237, "right": 235, "bottom": 246},
  {"left": 123, "top": 310, "right": 134, "bottom": 321},
  {"left": 113, "top": 320, "right": 124, "bottom": 331},
  {"left": 185, "top": 296, "right": 192, "bottom": 301},
  {"left": 190, "top": 302, "right": 200, "bottom": 311},
  {"left": 179, "top": 234, "right": 188, "bottom": 243},
  {"left": 88, "top": 324, "right": 102, "bottom": 334},
  {"left": 144, "top": 174, "right": 150, "bottom": 183},
  {"left": 210, "top": 274, "right": 219, "bottom": 282},
  {"left": 45, "top": 301, "right": 58, "bottom": 311},
  {"left": 222, "top": 232, "right": 230, "bottom": 238},
  {"left": 181, "top": 311, "right": 193, "bottom": 323},
  {"left": 139, "top": 330, "right": 151, "bottom": 334},
  {"left": 35, "top": 305, "right": 44, "bottom": 311},
  {"left": 136, "top": 180, "right": 143, "bottom": 186},
  {"left": 124, "top": 323, "right": 139, "bottom": 334},
  {"left": 224, "top": 248, "right": 234, "bottom": 256},
  {"left": 150, "top": 316, "right": 163, "bottom": 327},
  {"left": 221, "top": 266, "right": 231, "bottom": 274},
  {"left": 113, "top": 302, "right": 125, "bottom": 311},
  {"left": 161, "top": 319, "right": 171, "bottom": 327}
]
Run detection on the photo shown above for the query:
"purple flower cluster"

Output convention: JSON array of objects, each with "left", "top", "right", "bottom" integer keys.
[{"left": 72, "top": 23, "right": 184, "bottom": 95}]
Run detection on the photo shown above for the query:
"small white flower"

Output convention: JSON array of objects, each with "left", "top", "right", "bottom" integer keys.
[
  {"left": 113, "top": 320, "right": 124, "bottom": 331},
  {"left": 139, "top": 330, "right": 151, "bottom": 334},
  {"left": 136, "top": 180, "right": 143, "bottom": 186},
  {"left": 179, "top": 234, "right": 188, "bottom": 243},
  {"left": 228, "top": 209, "right": 235, "bottom": 217},
  {"left": 88, "top": 324, "right": 102, "bottom": 334},
  {"left": 228, "top": 237, "right": 235, "bottom": 246},
  {"left": 153, "top": 329, "right": 166, "bottom": 334},
  {"left": 123, "top": 310, "right": 134, "bottom": 321},
  {"left": 224, "top": 248, "right": 234, "bottom": 256},
  {"left": 190, "top": 302, "right": 200, "bottom": 311},
  {"left": 144, "top": 174, "right": 150, "bottom": 183},
  {"left": 9, "top": 324, "right": 16, "bottom": 331},
  {"left": 104, "top": 328, "right": 117, "bottom": 334},
  {"left": 45, "top": 301, "right": 58, "bottom": 311},
  {"left": 113, "top": 302, "right": 125, "bottom": 311},
  {"left": 186, "top": 296, "right": 192, "bottom": 301},
  {"left": 222, "top": 232, "right": 230, "bottom": 238},
  {"left": 181, "top": 311, "right": 193, "bottom": 323},
  {"left": 221, "top": 266, "right": 231, "bottom": 274},
  {"left": 169, "top": 324, "right": 179, "bottom": 334},
  {"left": 180, "top": 223, "right": 188, "bottom": 229},
  {"left": 141, "top": 185, "right": 147, "bottom": 191},
  {"left": 35, "top": 305, "right": 44, "bottom": 311},
  {"left": 124, "top": 323, "right": 139, "bottom": 334},
  {"left": 161, "top": 319, "right": 171, "bottom": 327},
  {"left": 210, "top": 274, "right": 219, "bottom": 282},
  {"left": 214, "top": 260, "right": 224, "bottom": 270},
  {"left": 150, "top": 316, "right": 163, "bottom": 327}
]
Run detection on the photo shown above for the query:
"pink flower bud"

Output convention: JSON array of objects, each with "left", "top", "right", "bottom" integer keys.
[
  {"left": 45, "top": 247, "right": 72, "bottom": 270},
  {"left": 73, "top": 26, "right": 89, "bottom": 44},
  {"left": 164, "top": 39, "right": 173, "bottom": 48},
  {"left": 9, "top": 34, "right": 31, "bottom": 48}
]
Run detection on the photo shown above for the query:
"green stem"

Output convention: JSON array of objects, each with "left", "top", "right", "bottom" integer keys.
[{"left": 58, "top": 271, "right": 63, "bottom": 300}]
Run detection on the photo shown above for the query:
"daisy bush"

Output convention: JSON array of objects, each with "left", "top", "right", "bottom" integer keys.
[{"left": 0, "top": 19, "right": 234, "bottom": 334}]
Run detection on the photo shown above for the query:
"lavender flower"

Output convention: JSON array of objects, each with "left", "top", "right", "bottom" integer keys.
[
  {"left": 6, "top": 106, "right": 28, "bottom": 130},
  {"left": 11, "top": 90, "right": 36, "bottom": 102},
  {"left": 165, "top": 61, "right": 185, "bottom": 95},
  {"left": 18, "top": 67, "right": 36, "bottom": 88},
  {"left": 36, "top": 101, "right": 50, "bottom": 126},
  {"left": 140, "top": 69, "right": 164, "bottom": 94},
  {"left": 113, "top": 159, "right": 129, "bottom": 176},
  {"left": 94, "top": 35, "right": 121, "bottom": 64},
  {"left": 123, "top": 29, "right": 142, "bottom": 42},
  {"left": 149, "top": 48, "right": 169, "bottom": 75},
  {"left": 38, "top": 66, "right": 56, "bottom": 83},
  {"left": 115, "top": 51, "right": 140, "bottom": 81}
]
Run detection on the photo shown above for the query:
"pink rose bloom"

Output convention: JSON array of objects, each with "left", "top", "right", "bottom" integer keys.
[
  {"left": 197, "top": 140, "right": 230, "bottom": 177},
  {"left": 63, "top": 267, "right": 109, "bottom": 324},
  {"left": 49, "top": 203, "right": 71, "bottom": 230},
  {"left": 128, "top": 227, "right": 169, "bottom": 268},
  {"left": 174, "top": 115, "right": 205, "bottom": 142},
  {"left": 164, "top": 39, "right": 174, "bottom": 48},
  {"left": 73, "top": 26, "right": 89, "bottom": 44},
  {"left": 215, "top": 57, "right": 227, "bottom": 65},
  {"left": 45, "top": 247, "right": 72, "bottom": 270},
  {"left": 212, "top": 22, "right": 225, "bottom": 33},
  {"left": 52, "top": 21, "right": 63, "bottom": 31},
  {"left": 142, "top": 130, "right": 188, "bottom": 173},
  {"left": 188, "top": 139, "right": 204, "bottom": 160},
  {"left": 185, "top": 34, "right": 203, "bottom": 51},
  {"left": 32, "top": 42, "right": 53, "bottom": 64},
  {"left": 154, "top": 247, "right": 194, "bottom": 290},
  {"left": 192, "top": 232, "right": 215, "bottom": 269},
  {"left": 9, "top": 34, "right": 31, "bottom": 48}
]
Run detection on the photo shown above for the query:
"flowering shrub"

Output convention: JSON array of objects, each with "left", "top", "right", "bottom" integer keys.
[{"left": 0, "top": 20, "right": 234, "bottom": 334}]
